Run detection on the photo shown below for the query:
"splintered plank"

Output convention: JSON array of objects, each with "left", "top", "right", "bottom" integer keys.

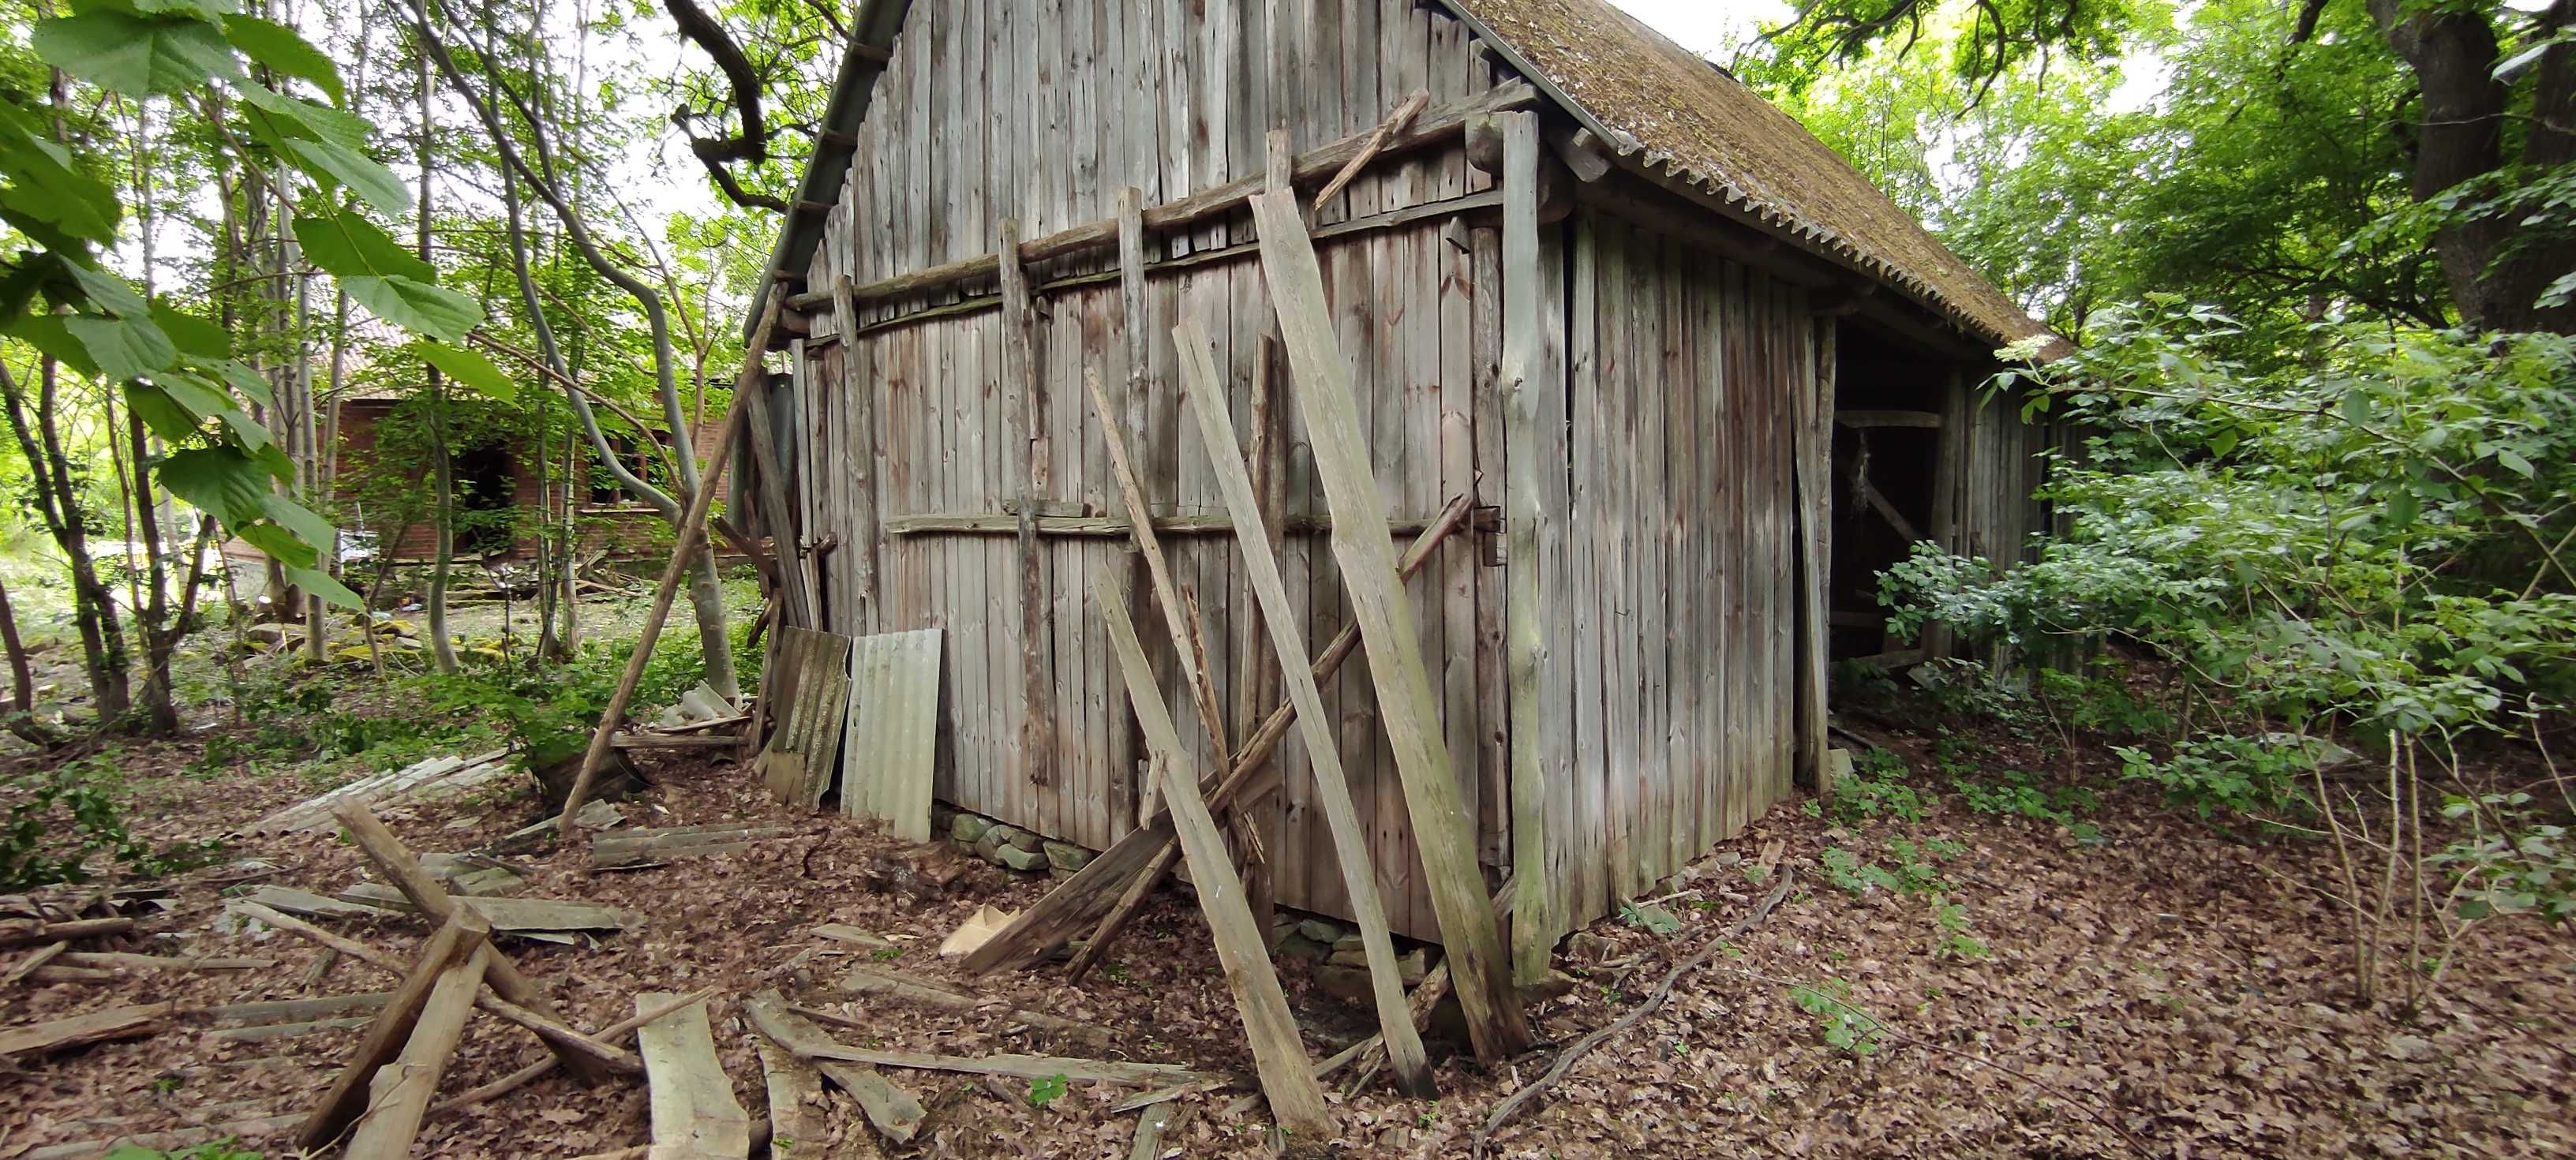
[
  {"left": 760, "top": 627, "right": 858, "bottom": 808},
  {"left": 1249, "top": 189, "right": 1530, "bottom": 1061},
  {"left": 332, "top": 887, "right": 639, "bottom": 933},
  {"left": 743, "top": 990, "right": 923, "bottom": 1145},
  {"left": 1497, "top": 112, "right": 1562, "bottom": 985},
  {"left": 1170, "top": 319, "right": 1436, "bottom": 1097},
  {"left": 0, "top": 1003, "right": 165, "bottom": 1057},
  {"left": 297, "top": 911, "right": 489, "bottom": 1151},
  {"left": 839, "top": 628, "right": 944, "bottom": 840},
  {"left": 753, "top": 1035, "right": 824, "bottom": 1158},
  {"left": 243, "top": 885, "right": 403, "bottom": 922},
  {"left": 342, "top": 945, "right": 490, "bottom": 1160},
  {"left": 1091, "top": 567, "right": 1331, "bottom": 1133},
  {"left": 636, "top": 991, "right": 753, "bottom": 1159}
]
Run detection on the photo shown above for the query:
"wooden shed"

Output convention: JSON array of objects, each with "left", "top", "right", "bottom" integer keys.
[{"left": 740, "top": 0, "right": 2058, "bottom": 969}]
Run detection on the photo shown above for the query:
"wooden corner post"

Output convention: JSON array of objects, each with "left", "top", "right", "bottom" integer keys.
[
  {"left": 1496, "top": 111, "right": 1560, "bottom": 986},
  {"left": 1249, "top": 189, "right": 1533, "bottom": 1060}
]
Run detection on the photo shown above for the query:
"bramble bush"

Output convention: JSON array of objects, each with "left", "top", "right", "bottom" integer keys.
[{"left": 1881, "top": 301, "right": 2576, "bottom": 1005}]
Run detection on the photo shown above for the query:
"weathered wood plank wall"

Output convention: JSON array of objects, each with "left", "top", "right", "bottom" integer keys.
[
  {"left": 1537, "top": 208, "right": 1809, "bottom": 944},
  {"left": 792, "top": 0, "right": 1503, "bottom": 940}
]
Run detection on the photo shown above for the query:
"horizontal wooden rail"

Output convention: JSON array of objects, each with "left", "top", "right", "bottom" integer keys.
[
  {"left": 883, "top": 512, "right": 1443, "bottom": 539},
  {"left": 781, "top": 82, "right": 1539, "bottom": 316},
  {"left": 814, "top": 189, "right": 1507, "bottom": 346}
]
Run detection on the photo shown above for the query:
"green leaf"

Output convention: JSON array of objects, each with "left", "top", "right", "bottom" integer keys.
[
  {"left": 2338, "top": 389, "right": 2372, "bottom": 428},
  {"left": 149, "top": 300, "right": 229, "bottom": 357},
  {"left": 284, "top": 563, "right": 361, "bottom": 608},
  {"left": 30, "top": 10, "right": 242, "bottom": 97},
  {"left": 416, "top": 341, "right": 517, "bottom": 401},
  {"left": 260, "top": 492, "right": 337, "bottom": 551},
  {"left": 123, "top": 382, "right": 203, "bottom": 441},
  {"left": 1024, "top": 1073, "right": 1069, "bottom": 1107},
  {"left": 0, "top": 106, "right": 122, "bottom": 243},
  {"left": 2495, "top": 448, "right": 2533, "bottom": 478},
  {"left": 219, "top": 407, "right": 272, "bottom": 452},
  {"left": 222, "top": 14, "right": 342, "bottom": 102},
  {"left": 234, "top": 80, "right": 366, "bottom": 148},
  {"left": 294, "top": 212, "right": 432, "bottom": 282},
  {"left": 155, "top": 446, "right": 269, "bottom": 524},
  {"left": 235, "top": 520, "right": 318, "bottom": 569},
  {"left": 62, "top": 312, "right": 175, "bottom": 382},
  {"left": 283, "top": 138, "right": 406, "bottom": 217},
  {"left": 344, "top": 275, "right": 482, "bottom": 342},
  {"left": 218, "top": 360, "right": 276, "bottom": 413},
  {"left": 7, "top": 313, "right": 100, "bottom": 377},
  {"left": 62, "top": 262, "right": 148, "bottom": 318}
]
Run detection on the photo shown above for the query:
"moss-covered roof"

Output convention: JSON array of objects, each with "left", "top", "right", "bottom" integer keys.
[{"left": 1446, "top": 0, "right": 2051, "bottom": 349}]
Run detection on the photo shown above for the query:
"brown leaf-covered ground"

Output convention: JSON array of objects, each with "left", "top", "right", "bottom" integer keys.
[{"left": 2, "top": 724, "right": 2569, "bottom": 1158}]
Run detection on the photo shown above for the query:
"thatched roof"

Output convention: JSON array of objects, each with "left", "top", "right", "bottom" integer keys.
[{"left": 1441, "top": 0, "right": 2051, "bottom": 350}]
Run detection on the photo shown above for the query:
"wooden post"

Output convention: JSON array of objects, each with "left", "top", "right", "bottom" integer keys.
[
  {"left": 829, "top": 275, "right": 881, "bottom": 633},
  {"left": 1250, "top": 189, "right": 1531, "bottom": 1061},
  {"left": 1174, "top": 320, "right": 1436, "bottom": 1096},
  {"left": 1795, "top": 319, "right": 1835, "bottom": 795},
  {"left": 1236, "top": 131, "right": 1295, "bottom": 938},
  {"left": 738, "top": 362, "right": 813, "bottom": 629},
  {"left": 297, "top": 911, "right": 488, "bottom": 1151},
  {"left": 1000, "top": 219, "right": 1055, "bottom": 790},
  {"left": 559, "top": 297, "right": 779, "bottom": 830},
  {"left": 343, "top": 945, "right": 491, "bottom": 1159},
  {"left": 1092, "top": 567, "right": 1331, "bottom": 1136},
  {"left": 1497, "top": 113, "right": 1559, "bottom": 985},
  {"left": 1115, "top": 187, "right": 1151, "bottom": 832}
]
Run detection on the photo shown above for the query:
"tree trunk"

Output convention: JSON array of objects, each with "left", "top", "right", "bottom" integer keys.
[
  {"left": 418, "top": 39, "right": 461, "bottom": 675},
  {"left": 2372, "top": 0, "right": 2576, "bottom": 333}
]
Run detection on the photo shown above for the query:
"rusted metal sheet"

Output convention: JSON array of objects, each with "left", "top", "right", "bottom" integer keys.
[{"left": 761, "top": 627, "right": 858, "bottom": 809}]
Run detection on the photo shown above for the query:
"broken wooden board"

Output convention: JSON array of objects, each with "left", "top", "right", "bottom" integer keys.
[
  {"left": 635, "top": 991, "right": 751, "bottom": 1159},
  {"left": 795, "top": 1042, "right": 1207, "bottom": 1088},
  {"left": 343, "top": 945, "right": 491, "bottom": 1159},
  {"left": 489, "top": 798, "right": 624, "bottom": 852},
  {"left": 1091, "top": 567, "right": 1330, "bottom": 1132},
  {"left": 590, "top": 822, "right": 795, "bottom": 870},
  {"left": 204, "top": 1016, "right": 378, "bottom": 1044},
  {"left": 297, "top": 914, "right": 488, "bottom": 1151},
  {"left": 329, "top": 885, "right": 638, "bottom": 934},
  {"left": 56, "top": 951, "right": 272, "bottom": 972},
  {"left": 1251, "top": 189, "right": 1530, "bottom": 1061},
  {"left": 760, "top": 626, "right": 859, "bottom": 809},
  {"left": 208, "top": 993, "right": 393, "bottom": 1027},
  {"left": 814, "top": 968, "right": 1114, "bottom": 1046},
  {"left": 808, "top": 924, "right": 893, "bottom": 951},
  {"left": 753, "top": 1033, "right": 824, "bottom": 1158},
  {"left": 20, "top": 1113, "right": 302, "bottom": 1160},
  {"left": 0, "top": 1003, "right": 166, "bottom": 1057},
  {"left": 241, "top": 749, "right": 516, "bottom": 835},
  {"left": 414, "top": 852, "right": 529, "bottom": 896},
  {"left": 745, "top": 990, "right": 923, "bottom": 1146},
  {"left": 839, "top": 628, "right": 943, "bottom": 840}
]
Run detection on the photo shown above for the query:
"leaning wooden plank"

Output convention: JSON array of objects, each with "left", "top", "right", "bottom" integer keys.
[
  {"left": 557, "top": 294, "right": 774, "bottom": 831},
  {"left": 1251, "top": 189, "right": 1531, "bottom": 1061},
  {"left": 1081, "top": 367, "right": 1231, "bottom": 761},
  {"left": 0, "top": 1003, "right": 165, "bottom": 1057},
  {"left": 1312, "top": 89, "right": 1429, "bottom": 211},
  {"left": 743, "top": 990, "right": 924, "bottom": 1145},
  {"left": 477, "top": 993, "right": 646, "bottom": 1076},
  {"left": 297, "top": 911, "right": 489, "bottom": 1151},
  {"left": 819, "top": 967, "right": 1114, "bottom": 1045},
  {"left": 759, "top": 627, "right": 856, "bottom": 807},
  {"left": 1092, "top": 567, "right": 1331, "bottom": 1132},
  {"left": 1497, "top": 112, "right": 1559, "bottom": 986},
  {"left": 342, "top": 945, "right": 491, "bottom": 1160},
  {"left": 1170, "top": 320, "right": 1436, "bottom": 1098},
  {"left": 636, "top": 990, "right": 754, "bottom": 1160},
  {"left": 839, "top": 629, "right": 943, "bottom": 840},
  {"left": 959, "top": 497, "right": 1477, "bottom": 976},
  {"left": 1346, "top": 879, "right": 1516, "bottom": 1093},
  {"left": 331, "top": 804, "right": 583, "bottom": 1033}
]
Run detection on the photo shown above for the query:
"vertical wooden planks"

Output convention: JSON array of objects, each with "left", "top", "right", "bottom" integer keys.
[
  {"left": 1795, "top": 312, "right": 1835, "bottom": 794},
  {"left": 1000, "top": 221, "right": 1054, "bottom": 810},
  {"left": 1116, "top": 188, "right": 1153, "bottom": 832},
  {"left": 1567, "top": 211, "right": 1605, "bottom": 930},
  {"left": 1253, "top": 190, "right": 1529, "bottom": 1060}
]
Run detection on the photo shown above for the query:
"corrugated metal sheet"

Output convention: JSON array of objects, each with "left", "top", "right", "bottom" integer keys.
[
  {"left": 841, "top": 629, "right": 943, "bottom": 841},
  {"left": 760, "top": 627, "right": 856, "bottom": 807}
]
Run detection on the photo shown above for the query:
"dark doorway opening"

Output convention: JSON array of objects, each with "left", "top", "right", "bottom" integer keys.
[
  {"left": 1829, "top": 324, "right": 1947, "bottom": 663},
  {"left": 454, "top": 443, "right": 518, "bottom": 559}
]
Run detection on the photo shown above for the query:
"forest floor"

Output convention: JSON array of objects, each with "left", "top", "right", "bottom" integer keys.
[{"left": 2, "top": 686, "right": 2571, "bottom": 1158}]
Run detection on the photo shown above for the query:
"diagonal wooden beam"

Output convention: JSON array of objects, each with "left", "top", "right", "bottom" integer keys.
[
  {"left": 1249, "top": 189, "right": 1531, "bottom": 1061},
  {"left": 1091, "top": 567, "right": 1330, "bottom": 1136},
  {"left": 1171, "top": 320, "right": 1436, "bottom": 1097}
]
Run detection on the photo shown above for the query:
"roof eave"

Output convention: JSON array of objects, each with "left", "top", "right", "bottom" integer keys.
[{"left": 741, "top": 0, "right": 915, "bottom": 345}]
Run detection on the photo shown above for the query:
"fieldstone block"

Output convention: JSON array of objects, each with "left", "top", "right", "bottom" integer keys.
[
  {"left": 951, "top": 812, "right": 993, "bottom": 845},
  {"left": 995, "top": 844, "right": 1048, "bottom": 873},
  {"left": 1043, "top": 840, "right": 1091, "bottom": 873}
]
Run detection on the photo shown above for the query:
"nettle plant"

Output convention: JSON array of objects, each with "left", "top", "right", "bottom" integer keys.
[
  {"left": 1882, "top": 298, "right": 2576, "bottom": 1007},
  {"left": 3, "top": 0, "right": 514, "bottom": 597}
]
